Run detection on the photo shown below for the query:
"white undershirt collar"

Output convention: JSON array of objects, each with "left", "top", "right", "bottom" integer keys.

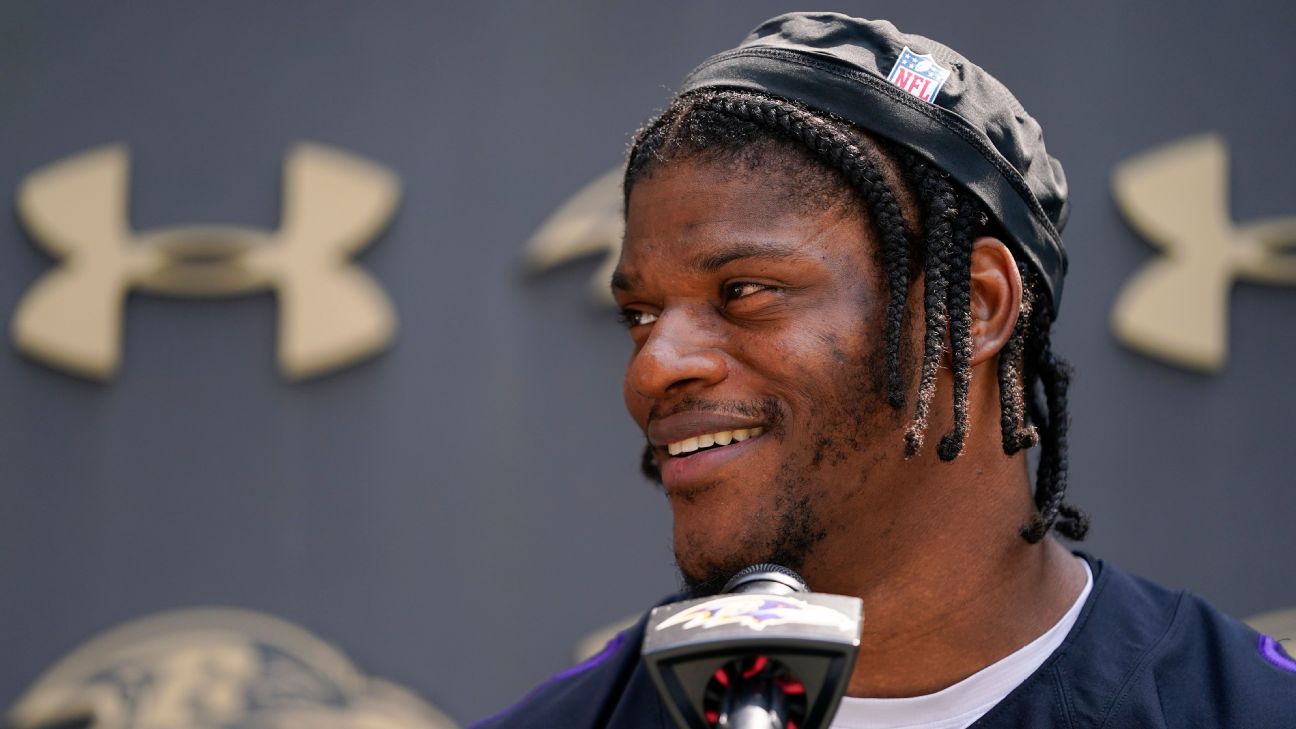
[{"left": 829, "top": 557, "right": 1094, "bottom": 729}]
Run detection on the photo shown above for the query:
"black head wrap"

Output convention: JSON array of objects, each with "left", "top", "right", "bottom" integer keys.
[{"left": 679, "top": 12, "right": 1070, "bottom": 311}]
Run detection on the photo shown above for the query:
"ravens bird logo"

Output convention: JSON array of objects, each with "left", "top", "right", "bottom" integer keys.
[{"left": 5, "top": 607, "right": 458, "bottom": 729}]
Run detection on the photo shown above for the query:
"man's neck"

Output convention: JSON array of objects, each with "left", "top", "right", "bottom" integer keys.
[
  {"left": 800, "top": 445, "right": 1088, "bottom": 698},
  {"left": 840, "top": 537, "right": 1084, "bottom": 697}
]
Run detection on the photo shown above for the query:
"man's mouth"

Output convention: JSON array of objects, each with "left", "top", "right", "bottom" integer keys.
[{"left": 666, "top": 427, "right": 765, "bottom": 457}]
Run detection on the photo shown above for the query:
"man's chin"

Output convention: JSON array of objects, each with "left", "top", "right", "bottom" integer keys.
[
  {"left": 678, "top": 559, "right": 746, "bottom": 598},
  {"left": 675, "top": 544, "right": 785, "bottom": 598},
  {"left": 673, "top": 529, "right": 760, "bottom": 597},
  {"left": 673, "top": 492, "right": 826, "bottom": 598}
]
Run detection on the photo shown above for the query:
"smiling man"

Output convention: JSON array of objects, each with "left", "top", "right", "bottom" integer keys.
[{"left": 475, "top": 12, "right": 1295, "bottom": 729}]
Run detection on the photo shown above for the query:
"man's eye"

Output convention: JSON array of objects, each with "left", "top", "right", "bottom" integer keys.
[
  {"left": 724, "top": 282, "right": 772, "bottom": 300},
  {"left": 617, "top": 309, "right": 659, "bottom": 328}
]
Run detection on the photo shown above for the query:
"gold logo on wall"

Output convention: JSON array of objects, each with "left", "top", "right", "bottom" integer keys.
[
  {"left": 5, "top": 607, "right": 459, "bottom": 729},
  {"left": 522, "top": 167, "right": 622, "bottom": 306},
  {"left": 12, "top": 143, "right": 400, "bottom": 381},
  {"left": 1111, "top": 134, "right": 1296, "bottom": 373}
]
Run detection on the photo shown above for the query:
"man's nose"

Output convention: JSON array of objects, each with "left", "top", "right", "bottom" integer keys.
[{"left": 627, "top": 305, "right": 728, "bottom": 399}]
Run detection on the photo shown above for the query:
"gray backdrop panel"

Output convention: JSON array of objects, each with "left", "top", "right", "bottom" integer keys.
[{"left": 1, "top": 1, "right": 1293, "bottom": 724}]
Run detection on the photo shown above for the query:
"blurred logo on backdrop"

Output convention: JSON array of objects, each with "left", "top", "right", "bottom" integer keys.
[
  {"left": 1112, "top": 134, "right": 1296, "bottom": 373},
  {"left": 527, "top": 137, "right": 1296, "bottom": 376},
  {"left": 5, "top": 607, "right": 458, "bottom": 729},
  {"left": 522, "top": 166, "right": 623, "bottom": 307},
  {"left": 11, "top": 143, "right": 400, "bottom": 382}
]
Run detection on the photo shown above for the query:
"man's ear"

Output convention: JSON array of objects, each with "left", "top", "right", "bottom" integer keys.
[{"left": 968, "top": 237, "right": 1023, "bottom": 366}]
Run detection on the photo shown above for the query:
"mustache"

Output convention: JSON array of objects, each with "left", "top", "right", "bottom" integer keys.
[{"left": 647, "top": 395, "right": 786, "bottom": 428}]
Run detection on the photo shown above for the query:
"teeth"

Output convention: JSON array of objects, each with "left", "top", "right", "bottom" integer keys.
[{"left": 666, "top": 427, "right": 764, "bottom": 455}]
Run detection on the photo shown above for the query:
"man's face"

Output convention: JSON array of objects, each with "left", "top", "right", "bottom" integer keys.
[{"left": 614, "top": 154, "right": 914, "bottom": 594}]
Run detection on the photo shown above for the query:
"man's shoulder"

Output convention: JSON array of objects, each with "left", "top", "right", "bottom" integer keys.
[
  {"left": 1045, "top": 556, "right": 1296, "bottom": 727},
  {"left": 469, "top": 604, "right": 666, "bottom": 729},
  {"left": 468, "top": 562, "right": 1296, "bottom": 729}
]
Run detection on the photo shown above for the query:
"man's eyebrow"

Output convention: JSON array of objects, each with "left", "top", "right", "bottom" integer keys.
[
  {"left": 611, "top": 241, "right": 808, "bottom": 292},
  {"left": 690, "top": 241, "right": 808, "bottom": 272}
]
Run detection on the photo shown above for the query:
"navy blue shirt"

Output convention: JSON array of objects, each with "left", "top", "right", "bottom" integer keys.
[{"left": 473, "top": 557, "right": 1296, "bottom": 728}]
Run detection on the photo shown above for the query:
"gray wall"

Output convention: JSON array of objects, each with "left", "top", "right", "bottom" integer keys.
[{"left": 1, "top": 1, "right": 1293, "bottom": 724}]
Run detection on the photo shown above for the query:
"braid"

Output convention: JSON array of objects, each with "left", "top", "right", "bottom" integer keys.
[
  {"left": 626, "top": 88, "right": 1088, "bottom": 543},
  {"left": 998, "top": 263, "right": 1040, "bottom": 454},
  {"left": 899, "top": 154, "right": 954, "bottom": 457},
  {"left": 935, "top": 202, "right": 978, "bottom": 461},
  {"left": 1019, "top": 293, "right": 1089, "bottom": 542}
]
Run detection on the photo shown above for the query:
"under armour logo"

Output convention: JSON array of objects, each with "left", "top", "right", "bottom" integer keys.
[
  {"left": 523, "top": 166, "right": 623, "bottom": 305},
  {"left": 1111, "top": 134, "right": 1296, "bottom": 372},
  {"left": 12, "top": 143, "right": 400, "bottom": 381}
]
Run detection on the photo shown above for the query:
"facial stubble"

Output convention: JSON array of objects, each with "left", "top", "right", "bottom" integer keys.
[{"left": 671, "top": 330, "right": 897, "bottom": 597}]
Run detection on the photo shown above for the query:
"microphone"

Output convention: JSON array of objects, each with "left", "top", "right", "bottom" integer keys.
[{"left": 642, "top": 564, "right": 862, "bottom": 729}]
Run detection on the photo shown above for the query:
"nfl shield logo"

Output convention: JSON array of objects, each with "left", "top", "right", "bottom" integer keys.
[{"left": 886, "top": 47, "right": 951, "bottom": 103}]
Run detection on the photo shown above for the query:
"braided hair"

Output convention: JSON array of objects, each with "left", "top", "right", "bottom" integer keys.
[{"left": 625, "top": 89, "right": 1088, "bottom": 543}]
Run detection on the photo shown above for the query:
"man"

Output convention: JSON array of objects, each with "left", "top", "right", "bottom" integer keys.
[{"left": 475, "top": 12, "right": 1295, "bottom": 728}]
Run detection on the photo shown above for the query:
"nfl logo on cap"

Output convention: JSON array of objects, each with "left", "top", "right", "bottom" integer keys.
[{"left": 887, "top": 47, "right": 951, "bottom": 103}]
